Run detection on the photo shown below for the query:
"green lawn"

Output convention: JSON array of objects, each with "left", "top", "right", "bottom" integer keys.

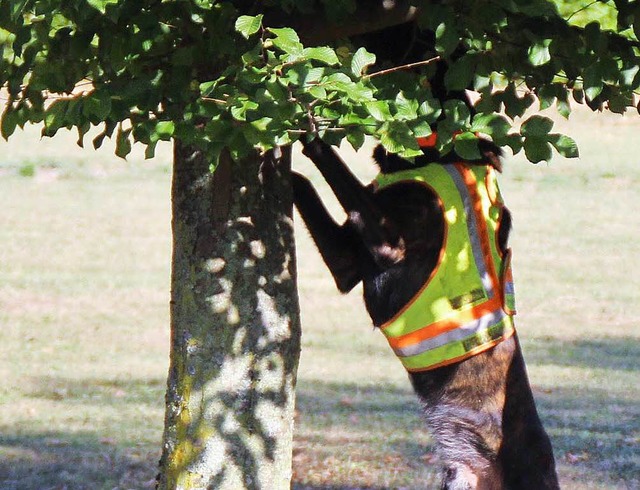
[{"left": 1, "top": 108, "right": 638, "bottom": 489}]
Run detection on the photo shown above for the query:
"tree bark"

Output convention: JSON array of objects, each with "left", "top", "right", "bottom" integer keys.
[{"left": 157, "top": 143, "right": 301, "bottom": 489}]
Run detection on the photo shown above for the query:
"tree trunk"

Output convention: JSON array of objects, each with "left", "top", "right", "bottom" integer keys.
[{"left": 157, "top": 143, "right": 301, "bottom": 489}]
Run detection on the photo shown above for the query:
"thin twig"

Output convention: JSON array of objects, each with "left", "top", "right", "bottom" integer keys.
[
  {"left": 364, "top": 56, "right": 441, "bottom": 79},
  {"left": 201, "top": 96, "right": 227, "bottom": 105}
]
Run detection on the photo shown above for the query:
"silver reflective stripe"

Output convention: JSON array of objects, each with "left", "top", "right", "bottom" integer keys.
[
  {"left": 443, "top": 165, "right": 495, "bottom": 299},
  {"left": 392, "top": 309, "right": 507, "bottom": 358},
  {"left": 504, "top": 281, "right": 515, "bottom": 295}
]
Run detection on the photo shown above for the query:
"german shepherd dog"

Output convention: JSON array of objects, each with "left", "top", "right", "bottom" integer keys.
[{"left": 292, "top": 136, "right": 559, "bottom": 489}]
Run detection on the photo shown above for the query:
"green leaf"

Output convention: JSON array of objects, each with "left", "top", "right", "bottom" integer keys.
[
  {"left": 411, "top": 119, "right": 433, "bottom": 138},
  {"left": 351, "top": 47, "right": 376, "bottom": 77},
  {"left": 435, "top": 21, "right": 459, "bottom": 56},
  {"left": 301, "top": 67, "right": 325, "bottom": 85},
  {"left": 500, "top": 134, "right": 523, "bottom": 155},
  {"left": 454, "top": 133, "right": 482, "bottom": 160},
  {"left": 43, "top": 99, "right": 70, "bottom": 137},
  {"left": 145, "top": 140, "right": 158, "bottom": 160},
  {"left": 607, "top": 92, "right": 633, "bottom": 114},
  {"left": 583, "top": 63, "right": 603, "bottom": 101},
  {"left": 115, "top": 126, "right": 132, "bottom": 159},
  {"left": 268, "top": 27, "right": 303, "bottom": 55},
  {"left": 92, "top": 121, "right": 116, "bottom": 151},
  {"left": 199, "top": 80, "right": 218, "bottom": 97},
  {"left": 394, "top": 92, "right": 419, "bottom": 120},
  {"left": 308, "top": 85, "right": 327, "bottom": 99},
  {"left": 442, "top": 99, "right": 471, "bottom": 130},
  {"left": 76, "top": 121, "right": 90, "bottom": 147},
  {"left": 502, "top": 83, "right": 535, "bottom": 119},
  {"left": 230, "top": 99, "right": 259, "bottom": 121},
  {"left": 86, "top": 0, "right": 119, "bottom": 14},
  {"left": 548, "top": 134, "right": 579, "bottom": 158},
  {"left": 155, "top": 120, "right": 175, "bottom": 140},
  {"left": 266, "top": 78, "right": 288, "bottom": 100},
  {"left": 418, "top": 98, "right": 441, "bottom": 119},
  {"left": 83, "top": 92, "right": 112, "bottom": 122},
  {"left": 365, "top": 100, "right": 392, "bottom": 121},
  {"left": 445, "top": 55, "right": 477, "bottom": 91},
  {"left": 619, "top": 65, "right": 639, "bottom": 88},
  {"left": 1, "top": 106, "right": 18, "bottom": 140},
  {"left": 523, "top": 136, "right": 552, "bottom": 163},
  {"left": 250, "top": 117, "right": 273, "bottom": 132},
  {"left": 322, "top": 74, "right": 373, "bottom": 102},
  {"left": 470, "top": 113, "right": 510, "bottom": 139},
  {"left": 528, "top": 39, "right": 552, "bottom": 66},
  {"left": 380, "top": 120, "right": 421, "bottom": 156},
  {"left": 346, "top": 130, "right": 365, "bottom": 151},
  {"left": 634, "top": 8, "right": 640, "bottom": 44},
  {"left": 235, "top": 15, "right": 263, "bottom": 39},
  {"left": 318, "top": 129, "right": 345, "bottom": 147},
  {"left": 302, "top": 46, "right": 339, "bottom": 66},
  {"left": 520, "top": 115, "right": 554, "bottom": 137},
  {"left": 557, "top": 98, "right": 571, "bottom": 119}
]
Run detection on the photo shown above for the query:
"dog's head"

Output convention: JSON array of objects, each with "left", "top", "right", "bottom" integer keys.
[{"left": 373, "top": 138, "right": 503, "bottom": 174}]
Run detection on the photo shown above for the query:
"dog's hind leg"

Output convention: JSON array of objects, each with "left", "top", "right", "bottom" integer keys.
[{"left": 441, "top": 462, "right": 504, "bottom": 490}]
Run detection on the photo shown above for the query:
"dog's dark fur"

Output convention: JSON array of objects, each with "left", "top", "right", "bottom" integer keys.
[{"left": 293, "top": 138, "right": 560, "bottom": 489}]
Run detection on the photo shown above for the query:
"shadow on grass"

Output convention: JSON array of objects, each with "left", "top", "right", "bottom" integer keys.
[
  {"left": 3, "top": 337, "right": 638, "bottom": 489},
  {"left": 296, "top": 379, "right": 419, "bottom": 417},
  {"left": 523, "top": 337, "right": 640, "bottom": 485},
  {"left": 24, "top": 376, "right": 166, "bottom": 406},
  {"left": 536, "top": 386, "right": 640, "bottom": 482},
  {"left": 0, "top": 431, "right": 160, "bottom": 490},
  {"left": 293, "top": 337, "right": 640, "bottom": 488},
  {"left": 522, "top": 336, "right": 640, "bottom": 372},
  {"left": 293, "top": 379, "right": 439, "bottom": 489}
]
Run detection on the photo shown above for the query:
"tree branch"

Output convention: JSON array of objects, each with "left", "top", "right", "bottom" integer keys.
[{"left": 263, "top": 0, "right": 422, "bottom": 45}]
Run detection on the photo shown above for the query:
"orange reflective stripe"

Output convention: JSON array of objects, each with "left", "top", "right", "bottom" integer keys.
[
  {"left": 417, "top": 133, "right": 438, "bottom": 147},
  {"left": 455, "top": 163, "right": 501, "bottom": 295},
  {"left": 385, "top": 296, "right": 503, "bottom": 350}
]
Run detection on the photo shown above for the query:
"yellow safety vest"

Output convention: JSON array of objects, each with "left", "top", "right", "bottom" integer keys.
[{"left": 373, "top": 163, "right": 516, "bottom": 372}]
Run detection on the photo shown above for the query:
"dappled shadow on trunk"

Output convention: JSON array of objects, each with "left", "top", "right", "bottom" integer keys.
[{"left": 157, "top": 144, "right": 302, "bottom": 488}]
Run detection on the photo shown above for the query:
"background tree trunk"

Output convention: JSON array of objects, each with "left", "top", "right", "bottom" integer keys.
[{"left": 157, "top": 143, "right": 301, "bottom": 489}]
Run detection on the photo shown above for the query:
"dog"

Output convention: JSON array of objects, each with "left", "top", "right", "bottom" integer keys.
[{"left": 292, "top": 135, "right": 559, "bottom": 489}]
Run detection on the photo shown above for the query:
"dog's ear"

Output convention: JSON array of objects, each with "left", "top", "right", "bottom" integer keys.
[
  {"left": 478, "top": 139, "right": 503, "bottom": 173},
  {"left": 373, "top": 145, "right": 412, "bottom": 174},
  {"left": 373, "top": 145, "right": 432, "bottom": 174}
]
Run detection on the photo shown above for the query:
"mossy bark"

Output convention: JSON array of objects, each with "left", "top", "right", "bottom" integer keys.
[{"left": 157, "top": 143, "right": 301, "bottom": 489}]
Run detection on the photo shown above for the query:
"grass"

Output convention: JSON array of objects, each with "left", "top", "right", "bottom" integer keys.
[{"left": 1, "top": 108, "right": 639, "bottom": 489}]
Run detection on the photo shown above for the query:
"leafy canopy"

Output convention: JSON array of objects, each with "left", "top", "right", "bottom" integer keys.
[{"left": 1, "top": 0, "right": 640, "bottom": 165}]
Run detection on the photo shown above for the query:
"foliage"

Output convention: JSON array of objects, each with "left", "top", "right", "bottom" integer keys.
[{"left": 1, "top": 0, "right": 640, "bottom": 165}]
